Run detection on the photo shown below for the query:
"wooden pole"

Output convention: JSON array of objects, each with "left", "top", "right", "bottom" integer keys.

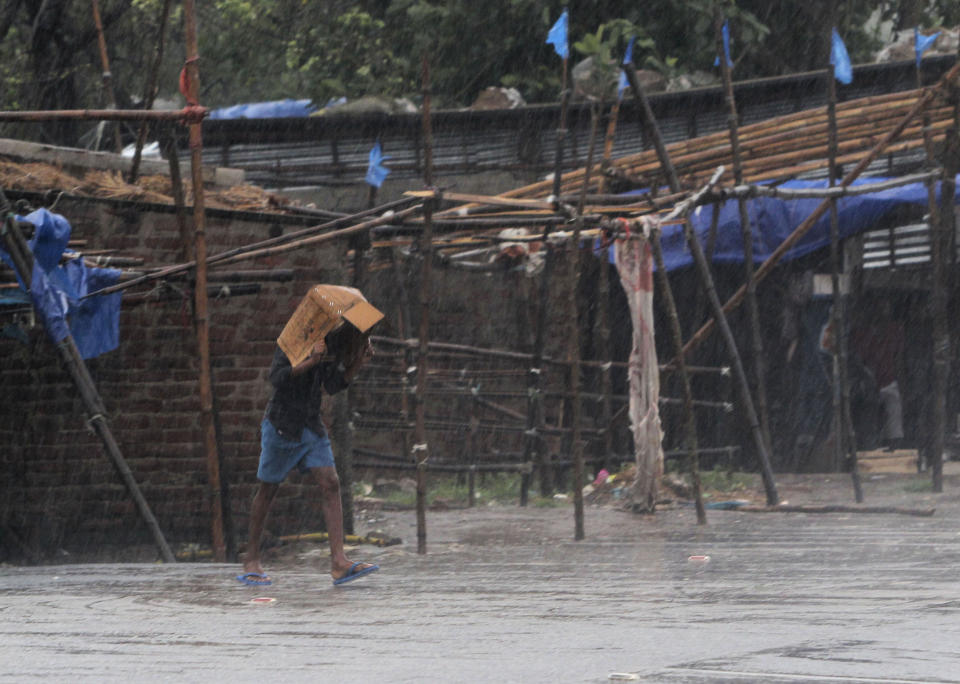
[
  {"left": 552, "top": 57, "right": 571, "bottom": 200},
  {"left": 715, "top": 7, "right": 773, "bottom": 458},
  {"left": 569, "top": 103, "right": 601, "bottom": 540},
  {"left": 624, "top": 64, "right": 780, "bottom": 505},
  {"left": 182, "top": 0, "right": 226, "bottom": 563},
  {"left": 520, "top": 55, "right": 572, "bottom": 505},
  {"left": 826, "top": 18, "right": 862, "bottom": 501},
  {"left": 90, "top": 0, "right": 123, "bottom": 153},
  {"left": 932, "top": 128, "right": 958, "bottom": 492},
  {"left": 597, "top": 232, "right": 615, "bottom": 471},
  {"left": 678, "top": 61, "right": 960, "bottom": 362},
  {"left": 129, "top": 0, "right": 174, "bottom": 183},
  {"left": 414, "top": 55, "right": 435, "bottom": 555},
  {"left": 0, "top": 108, "right": 206, "bottom": 122},
  {"left": 390, "top": 248, "right": 414, "bottom": 478},
  {"left": 162, "top": 128, "right": 192, "bottom": 261},
  {"left": 649, "top": 226, "right": 707, "bottom": 524},
  {"left": 0, "top": 209, "right": 174, "bottom": 562},
  {"left": 466, "top": 377, "right": 481, "bottom": 506}
]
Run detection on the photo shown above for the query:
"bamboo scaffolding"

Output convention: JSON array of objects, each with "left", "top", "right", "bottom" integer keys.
[
  {"left": 369, "top": 334, "right": 729, "bottom": 374},
  {"left": 480, "top": 88, "right": 955, "bottom": 206},
  {"left": 679, "top": 60, "right": 960, "bottom": 364},
  {"left": 625, "top": 62, "right": 780, "bottom": 507},
  {"left": 84, "top": 197, "right": 419, "bottom": 299},
  {"left": 0, "top": 204, "right": 174, "bottom": 563}
]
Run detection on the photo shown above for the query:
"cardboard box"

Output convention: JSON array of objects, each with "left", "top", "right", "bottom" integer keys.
[{"left": 277, "top": 285, "right": 384, "bottom": 366}]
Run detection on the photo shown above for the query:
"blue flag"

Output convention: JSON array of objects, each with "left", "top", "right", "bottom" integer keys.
[
  {"left": 546, "top": 10, "right": 569, "bottom": 60},
  {"left": 365, "top": 140, "right": 391, "bottom": 188},
  {"left": 915, "top": 27, "right": 941, "bottom": 68},
  {"left": 830, "top": 28, "right": 852, "bottom": 84},
  {"left": 617, "top": 36, "right": 636, "bottom": 99},
  {"left": 713, "top": 20, "right": 733, "bottom": 68}
]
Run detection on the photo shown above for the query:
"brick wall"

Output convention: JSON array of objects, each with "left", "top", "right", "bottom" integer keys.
[
  {"left": 0, "top": 196, "right": 598, "bottom": 561},
  {"left": 0, "top": 196, "right": 348, "bottom": 559}
]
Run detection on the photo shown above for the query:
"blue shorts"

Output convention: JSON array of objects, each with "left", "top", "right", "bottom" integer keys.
[{"left": 257, "top": 418, "right": 335, "bottom": 483}]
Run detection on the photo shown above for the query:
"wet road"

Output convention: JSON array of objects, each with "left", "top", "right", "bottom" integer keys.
[{"left": 2, "top": 491, "right": 960, "bottom": 683}]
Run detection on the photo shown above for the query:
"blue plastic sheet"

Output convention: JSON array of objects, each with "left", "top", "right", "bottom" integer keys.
[
  {"left": 0, "top": 209, "right": 121, "bottom": 358},
  {"left": 601, "top": 175, "right": 960, "bottom": 270},
  {"left": 209, "top": 98, "right": 317, "bottom": 120}
]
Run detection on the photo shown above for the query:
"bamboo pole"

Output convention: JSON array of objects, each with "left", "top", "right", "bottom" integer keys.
[
  {"left": 129, "top": 0, "right": 174, "bottom": 183},
  {"left": 709, "top": 172, "right": 938, "bottom": 202},
  {"left": 569, "top": 103, "right": 601, "bottom": 540},
  {"left": 497, "top": 89, "right": 953, "bottom": 204},
  {"left": 0, "top": 208, "right": 174, "bottom": 562},
  {"left": 625, "top": 64, "right": 780, "bottom": 506},
  {"left": 390, "top": 248, "right": 415, "bottom": 479},
  {"left": 182, "top": 0, "right": 226, "bottom": 563},
  {"left": 163, "top": 129, "right": 192, "bottom": 262},
  {"left": 414, "top": 55, "right": 435, "bottom": 555},
  {"left": 931, "top": 126, "right": 959, "bottom": 492},
  {"left": 715, "top": 7, "right": 773, "bottom": 458},
  {"left": 650, "top": 225, "right": 707, "bottom": 524},
  {"left": 90, "top": 0, "right": 122, "bottom": 153},
  {"left": 0, "top": 109, "right": 207, "bottom": 122},
  {"left": 86, "top": 197, "right": 419, "bottom": 298},
  {"left": 519, "top": 52, "right": 572, "bottom": 505},
  {"left": 826, "top": 22, "right": 862, "bottom": 501},
  {"left": 595, "top": 89, "right": 624, "bottom": 469},
  {"left": 679, "top": 60, "right": 960, "bottom": 363},
  {"left": 370, "top": 335, "right": 728, "bottom": 374}
]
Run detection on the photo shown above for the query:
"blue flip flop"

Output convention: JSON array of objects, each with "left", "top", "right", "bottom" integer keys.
[
  {"left": 236, "top": 572, "right": 272, "bottom": 586},
  {"left": 333, "top": 562, "right": 380, "bottom": 586}
]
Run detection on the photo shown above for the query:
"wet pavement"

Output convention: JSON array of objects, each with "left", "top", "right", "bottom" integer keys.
[{"left": 2, "top": 473, "right": 960, "bottom": 683}]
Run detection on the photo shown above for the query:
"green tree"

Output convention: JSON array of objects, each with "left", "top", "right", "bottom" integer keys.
[{"left": 1, "top": 0, "right": 957, "bottom": 146}]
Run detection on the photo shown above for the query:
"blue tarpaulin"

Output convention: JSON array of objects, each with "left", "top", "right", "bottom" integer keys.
[
  {"left": 208, "top": 99, "right": 317, "bottom": 120},
  {"left": 603, "top": 175, "right": 960, "bottom": 270},
  {"left": 0, "top": 209, "right": 122, "bottom": 358}
]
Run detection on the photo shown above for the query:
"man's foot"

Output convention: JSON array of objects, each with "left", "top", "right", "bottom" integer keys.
[
  {"left": 237, "top": 561, "right": 271, "bottom": 586},
  {"left": 236, "top": 571, "right": 272, "bottom": 586},
  {"left": 331, "top": 561, "right": 379, "bottom": 586}
]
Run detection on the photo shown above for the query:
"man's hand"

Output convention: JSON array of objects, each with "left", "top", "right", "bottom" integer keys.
[
  {"left": 291, "top": 338, "right": 328, "bottom": 376},
  {"left": 309, "top": 339, "right": 327, "bottom": 359}
]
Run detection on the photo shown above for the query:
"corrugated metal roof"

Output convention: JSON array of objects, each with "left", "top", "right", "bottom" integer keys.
[{"left": 198, "top": 56, "right": 955, "bottom": 189}]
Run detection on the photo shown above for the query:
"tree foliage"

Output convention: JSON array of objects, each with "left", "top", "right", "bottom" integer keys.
[{"left": 0, "top": 0, "right": 957, "bottom": 144}]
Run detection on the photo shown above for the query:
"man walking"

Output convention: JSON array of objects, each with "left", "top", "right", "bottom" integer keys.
[{"left": 237, "top": 329, "right": 378, "bottom": 587}]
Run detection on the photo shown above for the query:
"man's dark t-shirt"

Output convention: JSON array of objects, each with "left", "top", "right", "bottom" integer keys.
[{"left": 264, "top": 346, "right": 349, "bottom": 440}]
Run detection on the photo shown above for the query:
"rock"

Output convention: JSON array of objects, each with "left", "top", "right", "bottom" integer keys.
[
  {"left": 667, "top": 70, "right": 720, "bottom": 91},
  {"left": 874, "top": 28, "right": 958, "bottom": 64},
  {"left": 572, "top": 56, "right": 618, "bottom": 101},
  {"left": 471, "top": 87, "right": 526, "bottom": 110},
  {"left": 632, "top": 69, "right": 667, "bottom": 93},
  {"left": 313, "top": 95, "right": 417, "bottom": 116}
]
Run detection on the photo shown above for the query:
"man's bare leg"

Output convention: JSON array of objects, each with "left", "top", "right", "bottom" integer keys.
[
  {"left": 243, "top": 481, "right": 279, "bottom": 577},
  {"left": 311, "top": 467, "right": 375, "bottom": 580}
]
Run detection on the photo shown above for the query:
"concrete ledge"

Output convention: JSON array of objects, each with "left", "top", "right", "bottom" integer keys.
[{"left": 0, "top": 137, "right": 245, "bottom": 188}]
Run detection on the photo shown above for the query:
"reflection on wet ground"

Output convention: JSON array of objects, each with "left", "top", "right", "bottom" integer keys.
[{"left": 2, "top": 477, "right": 960, "bottom": 683}]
